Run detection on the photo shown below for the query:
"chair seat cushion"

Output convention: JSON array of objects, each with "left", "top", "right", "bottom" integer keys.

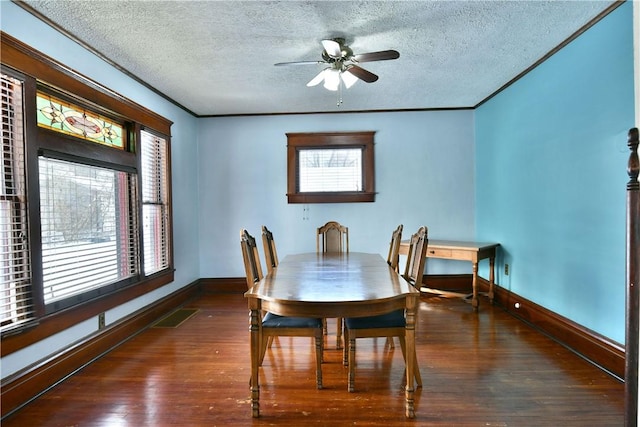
[
  {"left": 263, "top": 312, "right": 323, "bottom": 328},
  {"left": 345, "top": 309, "right": 405, "bottom": 329}
]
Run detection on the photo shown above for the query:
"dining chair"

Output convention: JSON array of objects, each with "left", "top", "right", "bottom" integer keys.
[
  {"left": 385, "top": 224, "right": 403, "bottom": 349},
  {"left": 316, "top": 220, "right": 349, "bottom": 253},
  {"left": 261, "top": 225, "right": 278, "bottom": 274},
  {"left": 316, "top": 220, "right": 349, "bottom": 348},
  {"left": 240, "top": 229, "right": 324, "bottom": 389},
  {"left": 342, "top": 225, "right": 428, "bottom": 392},
  {"left": 386, "top": 224, "right": 403, "bottom": 272}
]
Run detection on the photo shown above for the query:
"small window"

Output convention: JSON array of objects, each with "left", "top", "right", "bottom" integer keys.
[
  {"left": 36, "top": 92, "right": 124, "bottom": 149},
  {"left": 287, "top": 131, "right": 375, "bottom": 203}
]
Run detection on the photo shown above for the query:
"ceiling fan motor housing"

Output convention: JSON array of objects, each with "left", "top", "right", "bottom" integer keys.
[{"left": 321, "top": 38, "right": 353, "bottom": 63}]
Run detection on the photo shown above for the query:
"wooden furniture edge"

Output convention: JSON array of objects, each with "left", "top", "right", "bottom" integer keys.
[
  {"left": 1, "top": 280, "right": 201, "bottom": 419},
  {"left": 478, "top": 278, "right": 625, "bottom": 380},
  {"left": 200, "top": 275, "right": 470, "bottom": 295}
]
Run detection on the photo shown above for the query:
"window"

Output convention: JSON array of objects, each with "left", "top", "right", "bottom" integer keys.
[
  {"left": 1, "top": 33, "right": 173, "bottom": 336},
  {"left": 140, "top": 130, "right": 170, "bottom": 275},
  {"left": 286, "top": 132, "right": 376, "bottom": 203},
  {"left": 39, "top": 157, "right": 138, "bottom": 307},
  {"left": 298, "top": 148, "right": 362, "bottom": 192},
  {"left": 36, "top": 91, "right": 124, "bottom": 148},
  {"left": 0, "top": 73, "right": 34, "bottom": 331}
]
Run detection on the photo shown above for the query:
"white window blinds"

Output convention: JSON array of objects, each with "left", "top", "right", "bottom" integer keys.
[
  {"left": 298, "top": 148, "right": 363, "bottom": 192},
  {"left": 39, "top": 158, "right": 139, "bottom": 304},
  {"left": 0, "top": 74, "right": 34, "bottom": 332},
  {"left": 140, "top": 130, "right": 169, "bottom": 275}
]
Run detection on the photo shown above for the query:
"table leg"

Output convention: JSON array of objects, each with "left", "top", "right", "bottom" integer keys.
[
  {"left": 249, "top": 303, "right": 261, "bottom": 417},
  {"left": 488, "top": 257, "right": 496, "bottom": 304},
  {"left": 471, "top": 262, "right": 479, "bottom": 310},
  {"left": 404, "top": 295, "right": 417, "bottom": 418}
]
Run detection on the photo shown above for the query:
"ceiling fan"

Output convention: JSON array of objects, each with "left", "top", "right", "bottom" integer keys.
[{"left": 275, "top": 38, "right": 400, "bottom": 92}]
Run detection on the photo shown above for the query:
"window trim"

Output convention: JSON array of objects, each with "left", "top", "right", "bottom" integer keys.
[
  {"left": 286, "top": 131, "right": 376, "bottom": 204},
  {"left": 1, "top": 32, "right": 174, "bottom": 354}
]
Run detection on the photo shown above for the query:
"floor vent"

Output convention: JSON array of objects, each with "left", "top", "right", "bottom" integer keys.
[{"left": 152, "top": 308, "right": 198, "bottom": 328}]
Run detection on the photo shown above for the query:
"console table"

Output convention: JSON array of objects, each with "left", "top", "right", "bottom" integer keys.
[{"left": 399, "top": 240, "right": 500, "bottom": 309}]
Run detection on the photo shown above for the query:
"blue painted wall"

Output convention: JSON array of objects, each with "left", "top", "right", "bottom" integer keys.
[
  {"left": 197, "top": 111, "right": 475, "bottom": 277},
  {"left": 475, "top": 2, "right": 635, "bottom": 343}
]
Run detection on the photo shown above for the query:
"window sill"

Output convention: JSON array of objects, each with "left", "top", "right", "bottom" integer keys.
[{"left": 287, "top": 192, "right": 376, "bottom": 204}]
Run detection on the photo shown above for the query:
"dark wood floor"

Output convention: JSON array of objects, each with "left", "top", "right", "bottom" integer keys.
[{"left": 4, "top": 292, "right": 623, "bottom": 426}]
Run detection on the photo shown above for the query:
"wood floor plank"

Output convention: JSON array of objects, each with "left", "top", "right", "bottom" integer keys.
[{"left": 3, "top": 293, "right": 623, "bottom": 426}]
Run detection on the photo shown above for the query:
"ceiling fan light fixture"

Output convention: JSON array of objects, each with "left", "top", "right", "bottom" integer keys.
[
  {"left": 341, "top": 70, "right": 358, "bottom": 89},
  {"left": 307, "top": 69, "right": 328, "bottom": 87},
  {"left": 323, "top": 69, "right": 341, "bottom": 91}
]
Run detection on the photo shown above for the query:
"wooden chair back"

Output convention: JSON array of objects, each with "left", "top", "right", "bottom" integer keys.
[
  {"left": 403, "top": 226, "right": 428, "bottom": 288},
  {"left": 386, "top": 224, "right": 403, "bottom": 272},
  {"left": 316, "top": 221, "right": 349, "bottom": 253},
  {"left": 240, "top": 229, "right": 263, "bottom": 289},
  {"left": 261, "top": 225, "right": 279, "bottom": 274}
]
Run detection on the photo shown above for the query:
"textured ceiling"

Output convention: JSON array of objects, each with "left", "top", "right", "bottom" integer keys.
[{"left": 19, "top": 0, "right": 616, "bottom": 116}]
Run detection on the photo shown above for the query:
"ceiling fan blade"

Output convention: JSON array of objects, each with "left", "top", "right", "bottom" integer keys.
[
  {"left": 275, "top": 60, "right": 323, "bottom": 66},
  {"left": 353, "top": 50, "right": 400, "bottom": 62},
  {"left": 346, "top": 65, "right": 378, "bottom": 83},
  {"left": 321, "top": 39, "right": 342, "bottom": 58}
]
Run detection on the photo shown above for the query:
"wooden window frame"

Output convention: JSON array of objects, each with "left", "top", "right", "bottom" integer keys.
[
  {"left": 286, "top": 131, "right": 376, "bottom": 204},
  {"left": 1, "top": 32, "right": 174, "bottom": 354}
]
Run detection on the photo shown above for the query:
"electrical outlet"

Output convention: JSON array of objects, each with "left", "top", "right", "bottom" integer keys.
[
  {"left": 98, "top": 312, "right": 105, "bottom": 329},
  {"left": 504, "top": 264, "right": 509, "bottom": 276}
]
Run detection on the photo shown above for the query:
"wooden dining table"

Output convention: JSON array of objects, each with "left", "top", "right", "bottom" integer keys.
[{"left": 244, "top": 252, "right": 421, "bottom": 418}]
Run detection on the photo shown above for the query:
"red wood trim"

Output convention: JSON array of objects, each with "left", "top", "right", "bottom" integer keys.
[
  {"left": 422, "top": 274, "right": 472, "bottom": 292},
  {"left": 479, "top": 278, "right": 625, "bottom": 379},
  {"left": 200, "top": 277, "right": 247, "bottom": 294},
  {"left": 0, "top": 279, "right": 199, "bottom": 419},
  {"left": 287, "top": 192, "right": 376, "bottom": 204}
]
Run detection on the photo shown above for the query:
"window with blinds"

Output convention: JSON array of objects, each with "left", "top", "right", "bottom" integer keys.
[
  {"left": 0, "top": 74, "right": 34, "bottom": 332},
  {"left": 140, "top": 130, "right": 169, "bottom": 275},
  {"left": 299, "top": 148, "right": 363, "bottom": 192},
  {"left": 39, "top": 157, "right": 138, "bottom": 305},
  {"left": 286, "top": 131, "right": 376, "bottom": 203}
]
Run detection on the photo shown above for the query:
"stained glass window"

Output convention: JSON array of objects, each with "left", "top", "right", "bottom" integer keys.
[{"left": 36, "top": 92, "right": 124, "bottom": 149}]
